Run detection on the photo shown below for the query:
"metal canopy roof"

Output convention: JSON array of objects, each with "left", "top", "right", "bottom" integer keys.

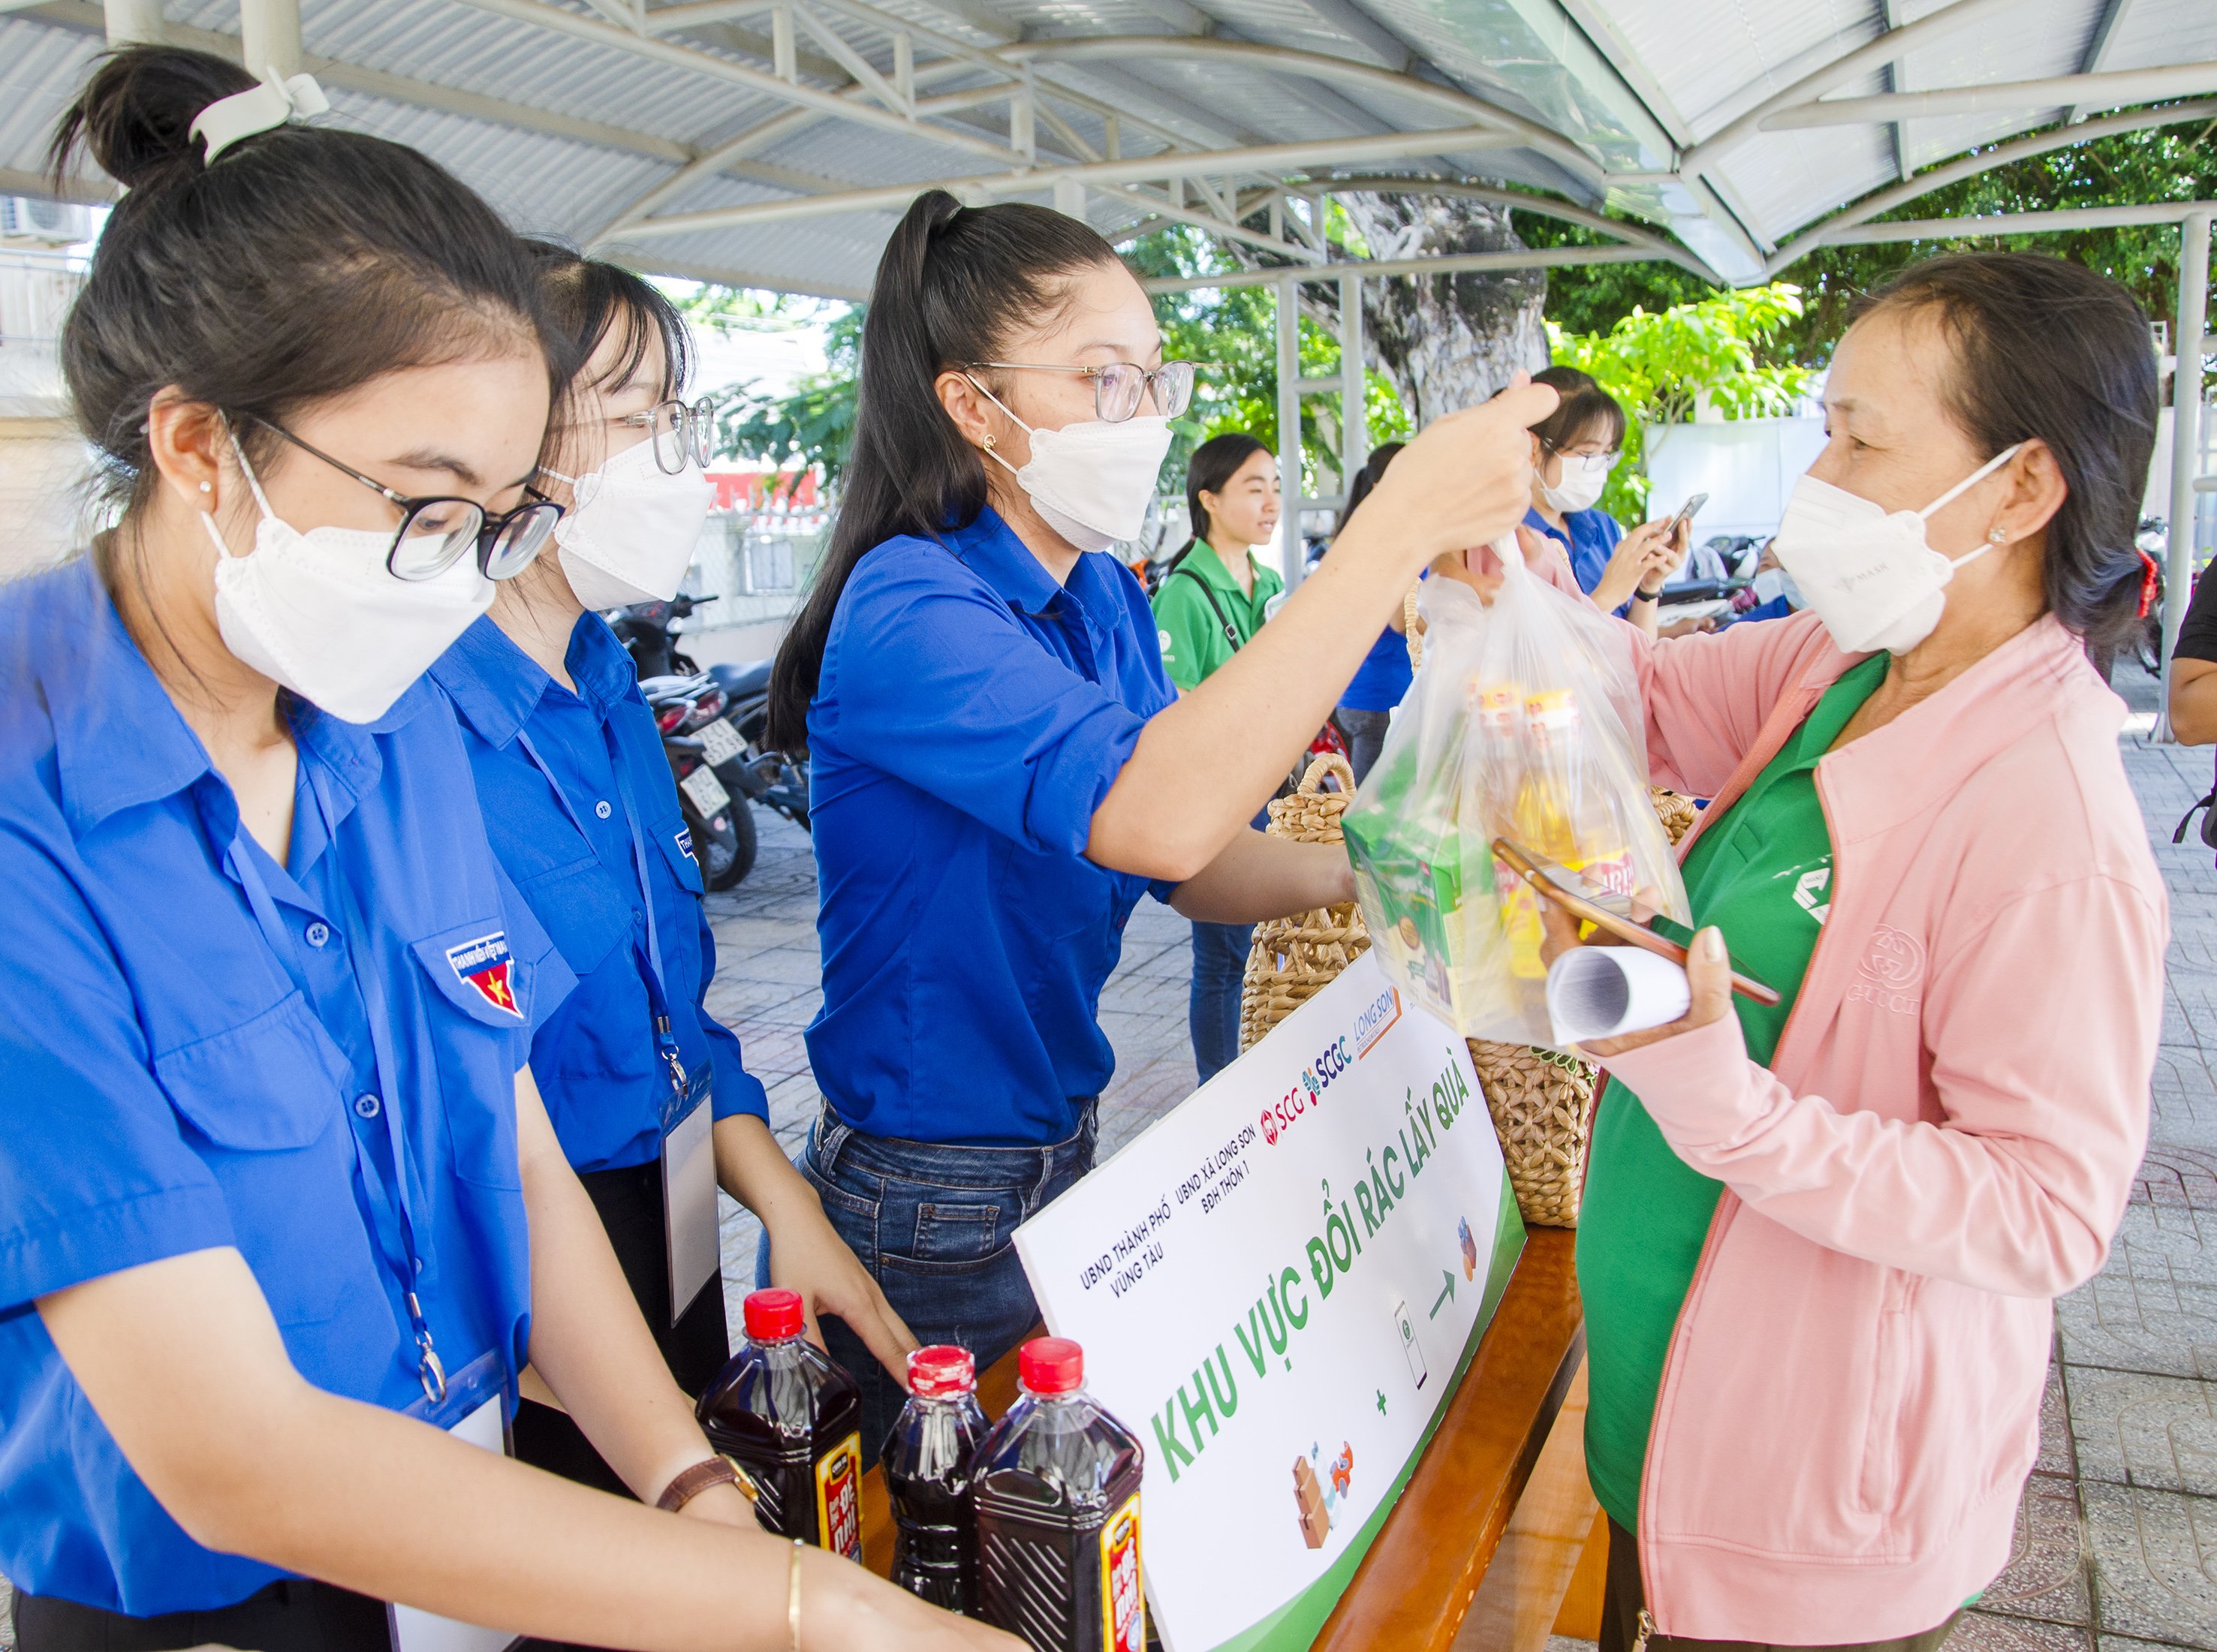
[{"left": 3, "top": 0, "right": 2214, "bottom": 296}]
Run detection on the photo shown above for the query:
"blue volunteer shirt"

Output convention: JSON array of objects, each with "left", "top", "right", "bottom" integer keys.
[
  {"left": 430, "top": 614, "right": 767, "bottom": 1175},
  {"left": 806, "top": 507, "right": 1177, "bottom": 1146},
  {"left": 1525, "top": 504, "right": 1625, "bottom": 608},
  {"left": 0, "top": 560, "right": 572, "bottom": 1617}
]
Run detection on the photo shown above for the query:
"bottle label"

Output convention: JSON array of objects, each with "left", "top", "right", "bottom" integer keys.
[
  {"left": 1098, "top": 1493, "right": 1143, "bottom": 1652},
  {"left": 815, "top": 1433, "right": 863, "bottom": 1560}
]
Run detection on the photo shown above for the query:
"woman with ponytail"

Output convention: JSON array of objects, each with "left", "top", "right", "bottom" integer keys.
[
  {"left": 766, "top": 188, "right": 1556, "bottom": 1453},
  {"left": 0, "top": 48, "right": 1005, "bottom": 1652}
]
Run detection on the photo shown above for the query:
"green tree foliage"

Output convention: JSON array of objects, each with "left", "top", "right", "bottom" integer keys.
[
  {"left": 681, "top": 287, "right": 860, "bottom": 493},
  {"left": 1548, "top": 284, "right": 1815, "bottom": 518}
]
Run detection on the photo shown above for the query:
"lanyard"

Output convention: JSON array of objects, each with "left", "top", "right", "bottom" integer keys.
[
  {"left": 226, "top": 808, "right": 450, "bottom": 1407},
  {"left": 516, "top": 724, "right": 690, "bottom": 1120}
]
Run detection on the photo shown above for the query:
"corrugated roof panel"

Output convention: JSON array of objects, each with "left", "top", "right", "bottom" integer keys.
[
  {"left": 322, "top": 88, "right": 667, "bottom": 240},
  {"left": 0, "top": 21, "right": 106, "bottom": 183},
  {"left": 2104, "top": 0, "right": 2217, "bottom": 71},
  {"left": 0, "top": 0, "right": 2197, "bottom": 293},
  {"left": 1715, "top": 119, "right": 1896, "bottom": 246}
]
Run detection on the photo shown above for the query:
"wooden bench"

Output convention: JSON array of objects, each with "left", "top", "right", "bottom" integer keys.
[{"left": 856, "top": 1226, "right": 1592, "bottom": 1650}]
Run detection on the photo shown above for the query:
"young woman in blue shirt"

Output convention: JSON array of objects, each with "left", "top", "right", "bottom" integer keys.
[
  {"left": 1523, "top": 363, "right": 1690, "bottom": 636},
  {"left": 429, "top": 246, "right": 915, "bottom": 1491},
  {"left": 0, "top": 47, "right": 1004, "bottom": 1652},
  {"left": 764, "top": 188, "right": 1557, "bottom": 1454}
]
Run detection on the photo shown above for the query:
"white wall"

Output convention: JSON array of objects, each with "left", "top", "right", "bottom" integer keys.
[
  {"left": 1642, "top": 416, "right": 1830, "bottom": 543},
  {"left": 0, "top": 418, "right": 98, "bottom": 582}
]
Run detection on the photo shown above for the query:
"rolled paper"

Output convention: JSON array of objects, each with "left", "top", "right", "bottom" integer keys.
[{"left": 1547, "top": 944, "right": 1691, "bottom": 1046}]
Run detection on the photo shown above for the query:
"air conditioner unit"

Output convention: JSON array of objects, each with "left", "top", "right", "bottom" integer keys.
[{"left": 0, "top": 197, "right": 93, "bottom": 245}]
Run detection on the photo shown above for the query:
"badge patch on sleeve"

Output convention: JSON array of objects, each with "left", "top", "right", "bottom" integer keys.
[
  {"left": 676, "top": 829, "right": 697, "bottom": 863},
  {"left": 444, "top": 932, "right": 521, "bottom": 1016}
]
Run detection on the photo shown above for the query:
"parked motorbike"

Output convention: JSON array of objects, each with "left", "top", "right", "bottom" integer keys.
[
  {"left": 610, "top": 592, "right": 811, "bottom": 844},
  {"left": 642, "top": 672, "right": 758, "bottom": 891},
  {"left": 699, "top": 657, "right": 811, "bottom": 833},
  {"left": 610, "top": 591, "right": 714, "bottom": 679}
]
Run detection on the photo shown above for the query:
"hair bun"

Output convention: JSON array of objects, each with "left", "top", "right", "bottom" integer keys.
[{"left": 49, "top": 45, "right": 258, "bottom": 192}]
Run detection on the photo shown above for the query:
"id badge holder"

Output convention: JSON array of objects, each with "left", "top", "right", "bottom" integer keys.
[
  {"left": 391, "top": 1350, "right": 521, "bottom": 1652},
  {"left": 661, "top": 1077, "right": 718, "bottom": 1326}
]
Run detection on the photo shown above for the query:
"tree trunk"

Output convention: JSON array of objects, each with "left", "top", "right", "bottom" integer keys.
[{"left": 1329, "top": 193, "right": 1550, "bottom": 426}]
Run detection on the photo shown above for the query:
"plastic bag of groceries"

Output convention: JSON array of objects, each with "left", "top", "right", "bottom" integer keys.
[{"left": 1342, "top": 536, "right": 1690, "bottom": 1048}]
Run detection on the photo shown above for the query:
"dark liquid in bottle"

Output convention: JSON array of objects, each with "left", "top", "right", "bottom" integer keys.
[
  {"left": 886, "top": 1346, "right": 988, "bottom": 1611},
  {"left": 973, "top": 1342, "right": 1146, "bottom": 1652},
  {"left": 696, "top": 1294, "right": 865, "bottom": 1557}
]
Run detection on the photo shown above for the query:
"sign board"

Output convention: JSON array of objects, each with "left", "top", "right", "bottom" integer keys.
[{"left": 1016, "top": 952, "right": 1525, "bottom": 1652}]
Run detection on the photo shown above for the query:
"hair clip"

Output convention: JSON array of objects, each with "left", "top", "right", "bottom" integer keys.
[{"left": 190, "top": 67, "right": 331, "bottom": 164}]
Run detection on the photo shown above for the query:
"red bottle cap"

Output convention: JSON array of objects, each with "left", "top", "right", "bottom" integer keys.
[
  {"left": 743, "top": 1288, "right": 805, "bottom": 1341},
  {"left": 906, "top": 1344, "right": 977, "bottom": 1398},
  {"left": 1018, "top": 1337, "right": 1084, "bottom": 1395}
]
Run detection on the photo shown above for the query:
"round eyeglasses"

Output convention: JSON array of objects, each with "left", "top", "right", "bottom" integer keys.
[
  {"left": 255, "top": 420, "right": 563, "bottom": 582},
  {"left": 965, "top": 360, "right": 1198, "bottom": 423},
  {"left": 608, "top": 397, "right": 718, "bottom": 474}
]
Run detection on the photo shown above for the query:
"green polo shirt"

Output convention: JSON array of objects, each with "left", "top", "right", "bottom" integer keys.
[
  {"left": 1150, "top": 540, "right": 1284, "bottom": 691},
  {"left": 1577, "top": 652, "right": 1889, "bottom": 1535}
]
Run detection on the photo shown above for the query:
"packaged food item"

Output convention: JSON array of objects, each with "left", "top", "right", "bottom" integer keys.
[
  {"left": 695, "top": 1288, "right": 863, "bottom": 1558},
  {"left": 886, "top": 1344, "right": 990, "bottom": 1612},
  {"left": 1345, "top": 541, "right": 1688, "bottom": 1048},
  {"left": 973, "top": 1338, "right": 1145, "bottom": 1652}
]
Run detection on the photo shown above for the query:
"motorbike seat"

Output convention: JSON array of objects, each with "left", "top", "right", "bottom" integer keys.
[{"left": 706, "top": 659, "right": 773, "bottom": 699}]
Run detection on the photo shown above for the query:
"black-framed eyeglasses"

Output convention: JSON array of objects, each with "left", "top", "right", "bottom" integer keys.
[
  {"left": 966, "top": 360, "right": 1198, "bottom": 423},
  {"left": 258, "top": 421, "right": 563, "bottom": 582},
  {"left": 606, "top": 397, "right": 717, "bottom": 474}
]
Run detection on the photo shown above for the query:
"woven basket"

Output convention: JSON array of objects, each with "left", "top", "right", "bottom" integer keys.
[{"left": 1239, "top": 753, "right": 1370, "bottom": 1053}]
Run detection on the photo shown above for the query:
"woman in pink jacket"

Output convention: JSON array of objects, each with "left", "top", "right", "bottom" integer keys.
[{"left": 1554, "top": 251, "right": 2167, "bottom": 1650}]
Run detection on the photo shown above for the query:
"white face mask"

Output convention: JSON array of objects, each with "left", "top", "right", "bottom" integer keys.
[
  {"left": 1540, "top": 450, "right": 1611, "bottom": 514},
  {"left": 970, "top": 377, "right": 1172, "bottom": 552},
  {"left": 1770, "top": 444, "right": 2020, "bottom": 654},
  {"left": 203, "top": 432, "right": 496, "bottom": 723},
  {"left": 541, "top": 437, "right": 715, "bottom": 610}
]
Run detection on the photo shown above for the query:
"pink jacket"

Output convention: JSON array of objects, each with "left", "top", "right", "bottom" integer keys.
[{"left": 1594, "top": 610, "right": 2165, "bottom": 1640}]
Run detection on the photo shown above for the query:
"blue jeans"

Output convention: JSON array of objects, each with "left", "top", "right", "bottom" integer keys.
[
  {"left": 761, "top": 1101, "right": 1098, "bottom": 1464},
  {"left": 1190, "top": 919, "right": 1252, "bottom": 1083}
]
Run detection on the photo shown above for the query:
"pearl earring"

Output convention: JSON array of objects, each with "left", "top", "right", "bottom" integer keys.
[{"left": 198, "top": 481, "right": 211, "bottom": 494}]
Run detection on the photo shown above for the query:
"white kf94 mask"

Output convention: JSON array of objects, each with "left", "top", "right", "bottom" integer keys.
[
  {"left": 543, "top": 437, "right": 716, "bottom": 610},
  {"left": 969, "top": 376, "right": 1173, "bottom": 552},
  {"left": 203, "top": 431, "right": 496, "bottom": 724},
  {"left": 1770, "top": 443, "right": 2020, "bottom": 655},
  {"left": 1541, "top": 451, "right": 1610, "bottom": 514}
]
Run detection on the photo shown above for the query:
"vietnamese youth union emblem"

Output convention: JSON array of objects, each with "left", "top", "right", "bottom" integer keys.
[{"left": 444, "top": 931, "right": 521, "bottom": 1016}]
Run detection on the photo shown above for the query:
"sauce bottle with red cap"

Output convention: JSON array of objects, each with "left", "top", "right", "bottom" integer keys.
[
  {"left": 694, "top": 1287, "right": 864, "bottom": 1559},
  {"left": 884, "top": 1344, "right": 990, "bottom": 1611},
  {"left": 971, "top": 1337, "right": 1146, "bottom": 1651}
]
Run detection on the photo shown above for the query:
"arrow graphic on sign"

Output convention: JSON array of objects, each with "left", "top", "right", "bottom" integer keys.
[{"left": 1429, "top": 1267, "right": 1455, "bottom": 1319}]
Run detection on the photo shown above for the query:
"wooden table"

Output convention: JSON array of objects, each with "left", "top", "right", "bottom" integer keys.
[{"left": 857, "top": 1228, "right": 1586, "bottom": 1649}]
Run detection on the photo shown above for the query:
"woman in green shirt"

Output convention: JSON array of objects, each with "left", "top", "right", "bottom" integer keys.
[{"left": 1152, "top": 433, "right": 1285, "bottom": 1079}]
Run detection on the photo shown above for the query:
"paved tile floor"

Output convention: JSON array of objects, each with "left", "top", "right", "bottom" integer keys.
[{"left": 7, "top": 668, "right": 2214, "bottom": 1650}]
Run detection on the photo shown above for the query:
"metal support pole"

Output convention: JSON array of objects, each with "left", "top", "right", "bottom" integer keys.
[
  {"left": 1276, "top": 272, "right": 1305, "bottom": 591},
  {"left": 1338, "top": 272, "right": 1366, "bottom": 510},
  {"left": 103, "top": 0, "right": 164, "bottom": 45},
  {"left": 239, "top": 0, "right": 303, "bottom": 79},
  {"left": 2160, "top": 209, "right": 2212, "bottom": 741}
]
